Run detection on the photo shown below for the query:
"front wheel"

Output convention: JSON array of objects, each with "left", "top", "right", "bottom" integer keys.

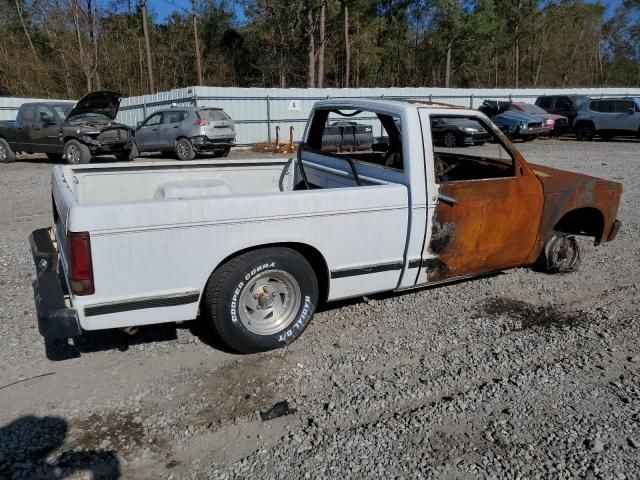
[
  {"left": 175, "top": 138, "right": 195, "bottom": 161},
  {"left": 64, "top": 139, "right": 91, "bottom": 164},
  {"left": 0, "top": 138, "right": 16, "bottom": 163},
  {"left": 202, "top": 247, "right": 319, "bottom": 353},
  {"left": 575, "top": 124, "right": 594, "bottom": 141},
  {"left": 537, "top": 232, "right": 581, "bottom": 273}
]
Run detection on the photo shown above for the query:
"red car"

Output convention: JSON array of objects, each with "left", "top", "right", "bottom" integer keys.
[{"left": 510, "top": 102, "right": 570, "bottom": 136}]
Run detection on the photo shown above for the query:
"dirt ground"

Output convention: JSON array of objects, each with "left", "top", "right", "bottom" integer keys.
[{"left": 0, "top": 139, "right": 639, "bottom": 479}]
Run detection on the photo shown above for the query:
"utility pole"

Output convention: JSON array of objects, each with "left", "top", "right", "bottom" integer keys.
[
  {"left": 140, "top": 0, "right": 155, "bottom": 93},
  {"left": 191, "top": 0, "right": 203, "bottom": 85}
]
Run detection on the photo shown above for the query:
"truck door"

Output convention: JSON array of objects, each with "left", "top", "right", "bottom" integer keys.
[
  {"left": 15, "top": 104, "right": 36, "bottom": 150},
  {"left": 31, "top": 105, "right": 62, "bottom": 153},
  {"left": 135, "top": 112, "right": 162, "bottom": 151},
  {"left": 418, "top": 111, "right": 544, "bottom": 283}
]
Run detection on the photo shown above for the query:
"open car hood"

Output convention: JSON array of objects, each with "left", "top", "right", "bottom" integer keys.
[{"left": 66, "top": 91, "right": 121, "bottom": 121}]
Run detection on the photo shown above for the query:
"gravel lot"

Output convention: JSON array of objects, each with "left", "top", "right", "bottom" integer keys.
[{"left": 1, "top": 139, "right": 639, "bottom": 479}]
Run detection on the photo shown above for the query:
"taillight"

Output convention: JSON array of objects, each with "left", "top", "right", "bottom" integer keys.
[
  {"left": 67, "top": 231, "right": 94, "bottom": 295},
  {"left": 193, "top": 118, "right": 209, "bottom": 126}
]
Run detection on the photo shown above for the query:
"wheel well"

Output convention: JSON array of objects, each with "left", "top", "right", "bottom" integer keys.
[
  {"left": 574, "top": 120, "right": 594, "bottom": 129},
  {"left": 554, "top": 207, "right": 605, "bottom": 243},
  {"left": 208, "top": 243, "right": 330, "bottom": 302}
]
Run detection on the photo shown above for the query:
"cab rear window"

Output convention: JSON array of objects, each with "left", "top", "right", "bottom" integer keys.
[{"left": 198, "top": 109, "right": 230, "bottom": 121}]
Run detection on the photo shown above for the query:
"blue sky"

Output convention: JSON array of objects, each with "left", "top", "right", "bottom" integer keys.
[{"left": 141, "top": 0, "right": 623, "bottom": 24}]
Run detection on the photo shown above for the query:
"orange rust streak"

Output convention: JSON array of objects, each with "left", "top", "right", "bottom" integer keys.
[{"left": 432, "top": 170, "right": 544, "bottom": 280}]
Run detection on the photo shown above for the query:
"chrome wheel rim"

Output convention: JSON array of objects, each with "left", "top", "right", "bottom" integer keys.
[
  {"left": 67, "top": 144, "right": 80, "bottom": 164},
  {"left": 177, "top": 141, "right": 191, "bottom": 159},
  {"left": 0, "top": 144, "right": 6, "bottom": 161},
  {"left": 238, "top": 270, "right": 301, "bottom": 336},
  {"left": 444, "top": 132, "right": 456, "bottom": 147}
]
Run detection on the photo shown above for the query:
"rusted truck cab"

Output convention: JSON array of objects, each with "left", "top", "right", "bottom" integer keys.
[{"left": 421, "top": 104, "right": 622, "bottom": 281}]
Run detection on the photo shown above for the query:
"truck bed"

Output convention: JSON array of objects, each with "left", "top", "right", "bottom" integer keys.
[{"left": 51, "top": 157, "right": 411, "bottom": 331}]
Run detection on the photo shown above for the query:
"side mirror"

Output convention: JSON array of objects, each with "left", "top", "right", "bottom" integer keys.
[{"left": 137, "top": 121, "right": 142, "bottom": 127}]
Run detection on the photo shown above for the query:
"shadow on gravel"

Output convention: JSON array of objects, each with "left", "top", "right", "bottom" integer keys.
[
  {"left": 0, "top": 415, "right": 120, "bottom": 479},
  {"left": 479, "top": 297, "right": 585, "bottom": 331},
  {"left": 44, "top": 323, "right": 179, "bottom": 361}
]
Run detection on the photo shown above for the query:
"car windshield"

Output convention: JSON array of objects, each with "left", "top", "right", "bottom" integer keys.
[
  {"left": 198, "top": 109, "right": 230, "bottom": 121},
  {"left": 518, "top": 104, "right": 546, "bottom": 115}
]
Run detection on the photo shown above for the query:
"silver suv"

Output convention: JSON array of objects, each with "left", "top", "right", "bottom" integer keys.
[
  {"left": 574, "top": 97, "right": 640, "bottom": 141},
  {"left": 133, "top": 107, "right": 235, "bottom": 160}
]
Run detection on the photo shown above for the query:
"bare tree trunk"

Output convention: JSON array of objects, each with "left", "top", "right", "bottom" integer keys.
[
  {"left": 317, "top": 0, "right": 325, "bottom": 88},
  {"left": 140, "top": 0, "right": 155, "bottom": 93},
  {"left": 343, "top": 2, "right": 350, "bottom": 87},
  {"left": 14, "top": 0, "right": 38, "bottom": 61},
  {"left": 88, "top": 0, "right": 101, "bottom": 90},
  {"left": 494, "top": 42, "right": 498, "bottom": 88},
  {"left": 356, "top": 20, "right": 360, "bottom": 87},
  {"left": 514, "top": 0, "right": 521, "bottom": 89},
  {"left": 307, "top": 8, "right": 315, "bottom": 88},
  {"left": 444, "top": 42, "right": 452, "bottom": 87},
  {"left": 191, "top": 0, "right": 203, "bottom": 85},
  {"left": 72, "top": 2, "right": 91, "bottom": 92}
]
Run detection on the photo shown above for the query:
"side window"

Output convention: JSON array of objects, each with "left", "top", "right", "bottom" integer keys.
[
  {"left": 614, "top": 100, "right": 635, "bottom": 113},
  {"left": 554, "top": 97, "right": 571, "bottom": 109},
  {"left": 598, "top": 101, "right": 614, "bottom": 113},
  {"left": 142, "top": 113, "right": 161, "bottom": 126},
  {"left": 20, "top": 105, "right": 36, "bottom": 123},
  {"left": 537, "top": 97, "right": 552, "bottom": 109},
  {"left": 430, "top": 115, "right": 515, "bottom": 183},
  {"left": 161, "top": 111, "right": 184, "bottom": 124},
  {"left": 589, "top": 101, "right": 601, "bottom": 112},
  {"left": 37, "top": 105, "right": 55, "bottom": 123},
  {"left": 306, "top": 109, "right": 402, "bottom": 170}
]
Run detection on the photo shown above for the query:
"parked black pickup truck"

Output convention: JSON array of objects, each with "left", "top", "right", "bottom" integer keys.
[{"left": 0, "top": 91, "right": 134, "bottom": 164}]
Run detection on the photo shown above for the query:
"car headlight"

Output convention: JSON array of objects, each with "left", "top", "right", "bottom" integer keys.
[
  {"left": 462, "top": 127, "right": 479, "bottom": 133},
  {"left": 545, "top": 119, "right": 554, "bottom": 126}
]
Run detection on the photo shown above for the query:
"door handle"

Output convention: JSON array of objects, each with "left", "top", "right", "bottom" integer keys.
[
  {"left": 152, "top": 128, "right": 157, "bottom": 131},
  {"left": 172, "top": 126, "right": 178, "bottom": 129},
  {"left": 438, "top": 193, "right": 457, "bottom": 206}
]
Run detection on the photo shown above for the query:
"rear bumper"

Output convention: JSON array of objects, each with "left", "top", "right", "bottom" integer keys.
[
  {"left": 190, "top": 136, "right": 235, "bottom": 151},
  {"left": 29, "top": 228, "right": 81, "bottom": 338}
]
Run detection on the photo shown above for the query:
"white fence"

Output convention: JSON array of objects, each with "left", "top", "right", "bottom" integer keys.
[{"left": 2, "top": 87, "right": 640, "bottom": 144}]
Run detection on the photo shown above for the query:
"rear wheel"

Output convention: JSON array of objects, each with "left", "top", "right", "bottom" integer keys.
[
  {"left": 575, "top": 124, "right": 594, "bottom": 141},
  {"left": 213, "top": 147, "right": 231, "bottom": 158},
  {"left": 202, "top": 247, "right": 319, "bottom": 353},
  {"left": 64, "top": 139, "right": 91, "bottom": 164},
  {"left": 537, "top": 232, "right": 581, "bottom": 273},
  {"left": 0, "top": 138, "right": 16, "bottom": 163},
  {"left": 175, "top": 138, "right": 195, "bottom": 161},
  {"left": 116, "top": 143, "right": 137, "bottom": 161}
]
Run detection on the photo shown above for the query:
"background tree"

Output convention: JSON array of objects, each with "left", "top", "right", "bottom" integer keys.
[{"left": 0, "top": 0, "right": 639, "bottom": 97}]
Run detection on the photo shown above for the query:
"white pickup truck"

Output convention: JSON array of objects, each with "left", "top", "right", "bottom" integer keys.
[{"left": 29, "top": 99, "right": 622, "bottom": 353}]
